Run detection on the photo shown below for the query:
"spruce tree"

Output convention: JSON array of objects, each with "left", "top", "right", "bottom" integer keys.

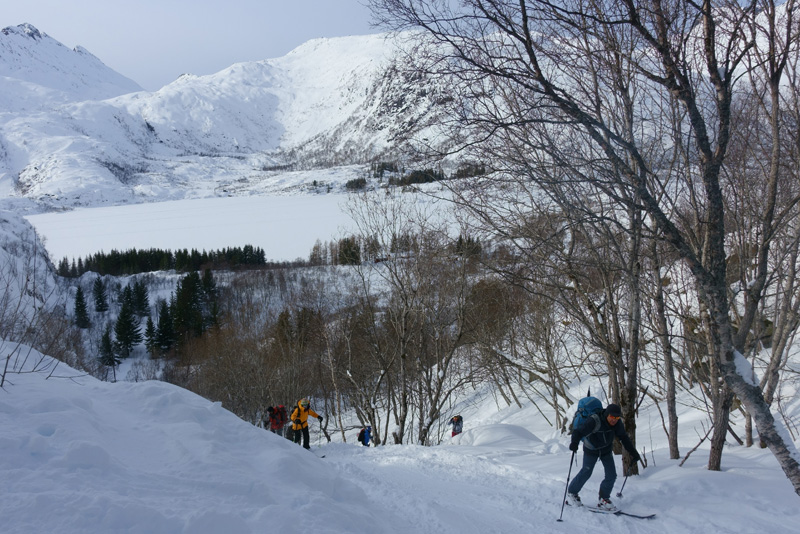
[
  {"left": 201, "top": 269, "right": 219, "bottom": 329},
  {"left": 144, "top": 316, "right": 157, "bottom": 357},
  {"left": 74, "top": 286, "right": 90, "bottom": 329},
  {"left": 133, "top": 280, "right": 150, "bottom": 317},
  {"left": 98, "top": 325, "right": 121, "bottom": 381},
  {"left": 201, "top": 269, "right": 217, "bottom": 302},
  {"left": 337, "top": 236, "right": 361, "bottom": 265},
  {"left": 173, "top": 271, "right": 204, "bottom": 340},
  {"left": 57, "top": 257, "right": 70, "bottom": 277},
  {"left": 114, "top": 299, "right": 142, "bottom": 359},
  {"left": 93, "top": 278, "right": 109, "bottom": 313},
  {"left": 121, "top": 284, "right": 134, "bottom": 308},
  {"left": 155, "top": 300, "right": 175, "bottom": 354}
]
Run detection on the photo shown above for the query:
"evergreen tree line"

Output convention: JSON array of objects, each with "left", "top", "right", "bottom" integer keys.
[
  {"left": 308, "top": 232, "right": 482, "bottom": 266},
  {"left": 369, "top": 160, "right": 486, "bottom": 184},
  {"left": 387, "top": 168, "right": 446, "bottom": 187},
  {"left": 57, "top": 244, "right": 269, "bottom": 278},
  {"left": 76, "top": 271, "right": 220, "bottom": 380},
  {"left": 141, "top": 269, "right": 220, "bottom": 360},
  {"left": 91, "top": 278, "right": 152, "bottom": 380}
]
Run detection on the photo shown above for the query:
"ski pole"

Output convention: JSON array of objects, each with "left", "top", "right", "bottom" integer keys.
[
  {"left": 616, "top": 475, "right": 628, "bottom": 498},
  {"left": 557, "top": 451, "right": 576, "bottom": 522},
  {"left": 616, "top": 463, "right": 630, "bottom": 497}
]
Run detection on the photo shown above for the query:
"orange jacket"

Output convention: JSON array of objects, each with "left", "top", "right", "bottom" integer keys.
[{"left": 290, "top": 401, "right": 320, "bottom": 430}]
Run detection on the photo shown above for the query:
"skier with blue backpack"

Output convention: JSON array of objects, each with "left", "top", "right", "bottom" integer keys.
[
  {"left": 566, "top": 399, "right": 641, "bottom": 512},
  {"left": 357, "top": 426, "right": 371, "bottom": 446}
]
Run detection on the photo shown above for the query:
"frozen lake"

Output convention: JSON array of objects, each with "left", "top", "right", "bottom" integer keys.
[{"left": 26, "top": 194, "right": 356, "bottom": 263}]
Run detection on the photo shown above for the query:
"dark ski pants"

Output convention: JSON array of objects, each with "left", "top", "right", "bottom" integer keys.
[
  {"left": 294, "top": 426, "right": 311, "bottom": 449},
  {"left": 568, "top": 449, "right": 617, "bottom": 499}
]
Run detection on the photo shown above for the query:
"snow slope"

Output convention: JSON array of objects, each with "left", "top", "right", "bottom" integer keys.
[
  {"left": 0, "top": 209, "right": 61, "bottom": 338},
  {"left": 1, "top": 350, "right": 798, "bottom": 534}
]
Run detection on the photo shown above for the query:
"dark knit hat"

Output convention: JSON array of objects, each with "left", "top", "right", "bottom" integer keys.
[{"left": 606, "top": 404, "right": 622, "bottom": 417}]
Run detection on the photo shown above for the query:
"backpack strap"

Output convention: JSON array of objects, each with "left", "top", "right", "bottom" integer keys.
[{"left": 581, "top": 414, "right": 603, "bottom": 450}]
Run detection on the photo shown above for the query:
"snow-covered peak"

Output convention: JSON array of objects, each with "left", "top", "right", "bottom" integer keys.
[
  {"left": 282, "top": 32, "right": 394, "bottom": 61},
  {"left": 0, "top": 23, "right": 143, "bottom": 108},
  {"left": 3, "top": 22, "right": 44, "bottom": 40},
  {"left": 128, "top": 32, "right": 398, "bottom": 151}
]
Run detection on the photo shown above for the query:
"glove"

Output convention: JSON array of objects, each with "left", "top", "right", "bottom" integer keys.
[
  {"left": 318, "top": 416, "right": 324, "bottom": 422},
  {"left": 632, "top": 451, "right": 642, "bottom": 463},
  {"left": 569, "top": 441, "right": 579, "bottom": 452},
  {"left": 294, "top": 419, "right": 301, "bottom": 425}
]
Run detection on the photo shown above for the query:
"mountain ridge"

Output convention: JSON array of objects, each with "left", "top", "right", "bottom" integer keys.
[
  {"left": 0, "top": 23, "right": 143, "bottom": 106},
  {"left": 0, "top": 25, "right": 443, "bottom": 211}
]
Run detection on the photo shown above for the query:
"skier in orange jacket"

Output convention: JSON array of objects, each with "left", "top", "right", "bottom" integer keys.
[{"left": 290, "top": 398, "right": 323, "bottom": 449}]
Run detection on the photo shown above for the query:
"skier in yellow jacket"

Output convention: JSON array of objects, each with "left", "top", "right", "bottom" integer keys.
[{"left": 291, "top": 398, "right": 323, "bottom": 449}]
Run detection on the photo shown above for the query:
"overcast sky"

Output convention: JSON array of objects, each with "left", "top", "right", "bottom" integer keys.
[{"left": 2, "top": 0, "right": 377, "bottom": 91}]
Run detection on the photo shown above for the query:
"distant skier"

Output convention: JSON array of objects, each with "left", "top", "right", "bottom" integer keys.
[
  {"left": 357, "top": 426, "right": 372, "bottom": 446},
  {"left": 448, "top": 415, "right": 463, "bottom": 437},
  {"left": 567, "top": 403, "right": 641, "bottom": 511},
  {"left": 290, "top": 398, "right": 323, "bottom": 450},
  {"left": 266, "top": 405, "right": 288, "bottom": 435}
]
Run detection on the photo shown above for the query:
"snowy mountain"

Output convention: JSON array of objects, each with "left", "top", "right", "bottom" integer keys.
[
  {"left": 0, "top": 24, "right": 142, "bottom": 109},
  {"left": 0, "top": 25, "right": 445, "bottom": 210}
]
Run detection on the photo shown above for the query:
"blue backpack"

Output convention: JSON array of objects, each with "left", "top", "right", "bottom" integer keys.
[{"left": 572, "top": 396, "right": 603, "bottom": 440}]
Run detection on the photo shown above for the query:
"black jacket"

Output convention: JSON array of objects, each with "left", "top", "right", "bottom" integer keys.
[{"left": 571, "top": 409, "right": 636, "bottom": 456}]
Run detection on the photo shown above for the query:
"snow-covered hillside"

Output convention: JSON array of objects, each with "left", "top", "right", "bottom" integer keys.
[
  {"left": 0, "top": 209, "right": 62, "bottom": 340},
  {"left": 2, "top": 348, "right": 798, "bottom": 534},
  {"left": 0, "top": 25, "right": 443, "bottom": 210}
]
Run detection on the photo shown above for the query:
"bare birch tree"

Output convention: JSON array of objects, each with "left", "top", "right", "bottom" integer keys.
[{"left": 371, "top": 0, "right": 800, "bottom": 493}]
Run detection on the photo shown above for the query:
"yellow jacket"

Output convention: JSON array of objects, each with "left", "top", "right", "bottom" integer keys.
[{"left": 290, "top": 401, "right": 320, "bottom": 430}]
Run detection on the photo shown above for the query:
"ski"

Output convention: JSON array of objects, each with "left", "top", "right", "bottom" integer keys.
[
  {"left": 306, "top": 447, "right": 325, "bottom": 458},
  {"left": 588, "top": 508, "right": 655, "bottom": 520}
]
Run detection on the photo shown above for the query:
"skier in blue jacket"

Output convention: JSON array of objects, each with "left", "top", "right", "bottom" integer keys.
[
  {"left": 357, "top": 426, "right": 372, "bottom": 446},
  {"left": 567, "top": 403, "right": 641, "bottom": 511}
]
